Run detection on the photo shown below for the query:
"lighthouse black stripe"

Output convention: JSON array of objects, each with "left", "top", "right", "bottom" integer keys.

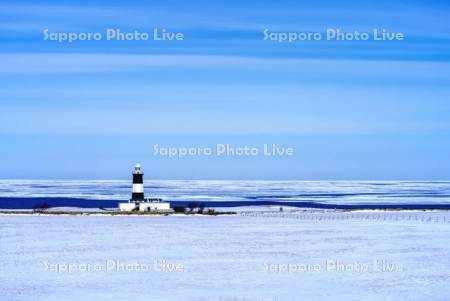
[
  {"left": 132, "top": 192, "right": 144, "bottom": 200},
  {"left": 133, "top": 174, "right": 143, "bottom": 184}
]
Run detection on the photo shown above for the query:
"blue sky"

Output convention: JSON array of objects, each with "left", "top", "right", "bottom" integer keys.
[{"left": 0, "top": 0, "right": 450, "bottom": 179}]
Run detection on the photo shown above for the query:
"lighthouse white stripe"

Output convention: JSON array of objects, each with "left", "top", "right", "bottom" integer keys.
[{"left": 132, "top": 184, "right": 144, "bottom": 193}]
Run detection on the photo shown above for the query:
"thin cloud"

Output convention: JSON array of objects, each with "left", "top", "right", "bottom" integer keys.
[{"left": 1, "top": 53, "right": 450, "bottom": 83}]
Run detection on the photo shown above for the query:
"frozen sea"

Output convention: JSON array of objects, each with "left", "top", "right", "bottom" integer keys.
[
  {"left": 0, "top": 180, "right": 450, "bottom": 209},
  {"left": 1, "top": 213, "right": 450, "bottom": 301}
]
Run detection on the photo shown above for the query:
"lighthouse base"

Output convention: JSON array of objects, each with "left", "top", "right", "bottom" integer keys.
[{"left": 119, "top": 199, "right": 171, "bottom": 212}]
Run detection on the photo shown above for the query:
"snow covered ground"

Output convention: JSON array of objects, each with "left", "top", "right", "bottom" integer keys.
[{"left": 1, "top": 212, "right": 450, "bottom": 301}]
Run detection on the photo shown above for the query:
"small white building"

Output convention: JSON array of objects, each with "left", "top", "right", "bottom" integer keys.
[
  {"left": 118, "top": 164, "right": 171, "bottom": 212},
  {"left": 118, "top": 203, "right": 137, "bottom": 211},
  {"left": 138, "top": 200, "right": 171, "bottom": 212}
]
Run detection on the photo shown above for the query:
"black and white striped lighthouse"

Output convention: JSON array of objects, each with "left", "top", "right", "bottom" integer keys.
[
  {"left": 119, "top": 163, "right": 170, "bottom": 211},
  {"left": 131, "top": 163, "right": 144, "bottom": 201}
]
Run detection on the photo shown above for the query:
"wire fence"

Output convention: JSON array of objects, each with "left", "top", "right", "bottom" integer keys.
[{"left": 240, "top": 211, "right": 450, "bottom": 224}]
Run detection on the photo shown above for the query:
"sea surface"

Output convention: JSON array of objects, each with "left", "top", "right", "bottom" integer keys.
[{"left": 0, "top": 180, "right": 450, "bottom": 209}]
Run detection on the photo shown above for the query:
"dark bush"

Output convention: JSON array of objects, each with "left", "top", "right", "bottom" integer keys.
[
  {"left": 206, "top": 209, "right": 216, "bottom": 215},
  {"left": 198, "top": 203, "right": 205, "bottom": 214},
  {"left": 32, "top": 202, "right": 50, "bottom": 212}
]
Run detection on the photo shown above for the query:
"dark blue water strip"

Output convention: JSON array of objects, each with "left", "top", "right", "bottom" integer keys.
[{"left": 1, "top": 197, "right": 450, "bottom": 210}]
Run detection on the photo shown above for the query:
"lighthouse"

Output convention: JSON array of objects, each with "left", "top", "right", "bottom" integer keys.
[
  {"left": 118, "top": 164, "right": 171, "bottom": 212},
  {"left": 131, "top": 164, "right": 144, "bottom": 201}
]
